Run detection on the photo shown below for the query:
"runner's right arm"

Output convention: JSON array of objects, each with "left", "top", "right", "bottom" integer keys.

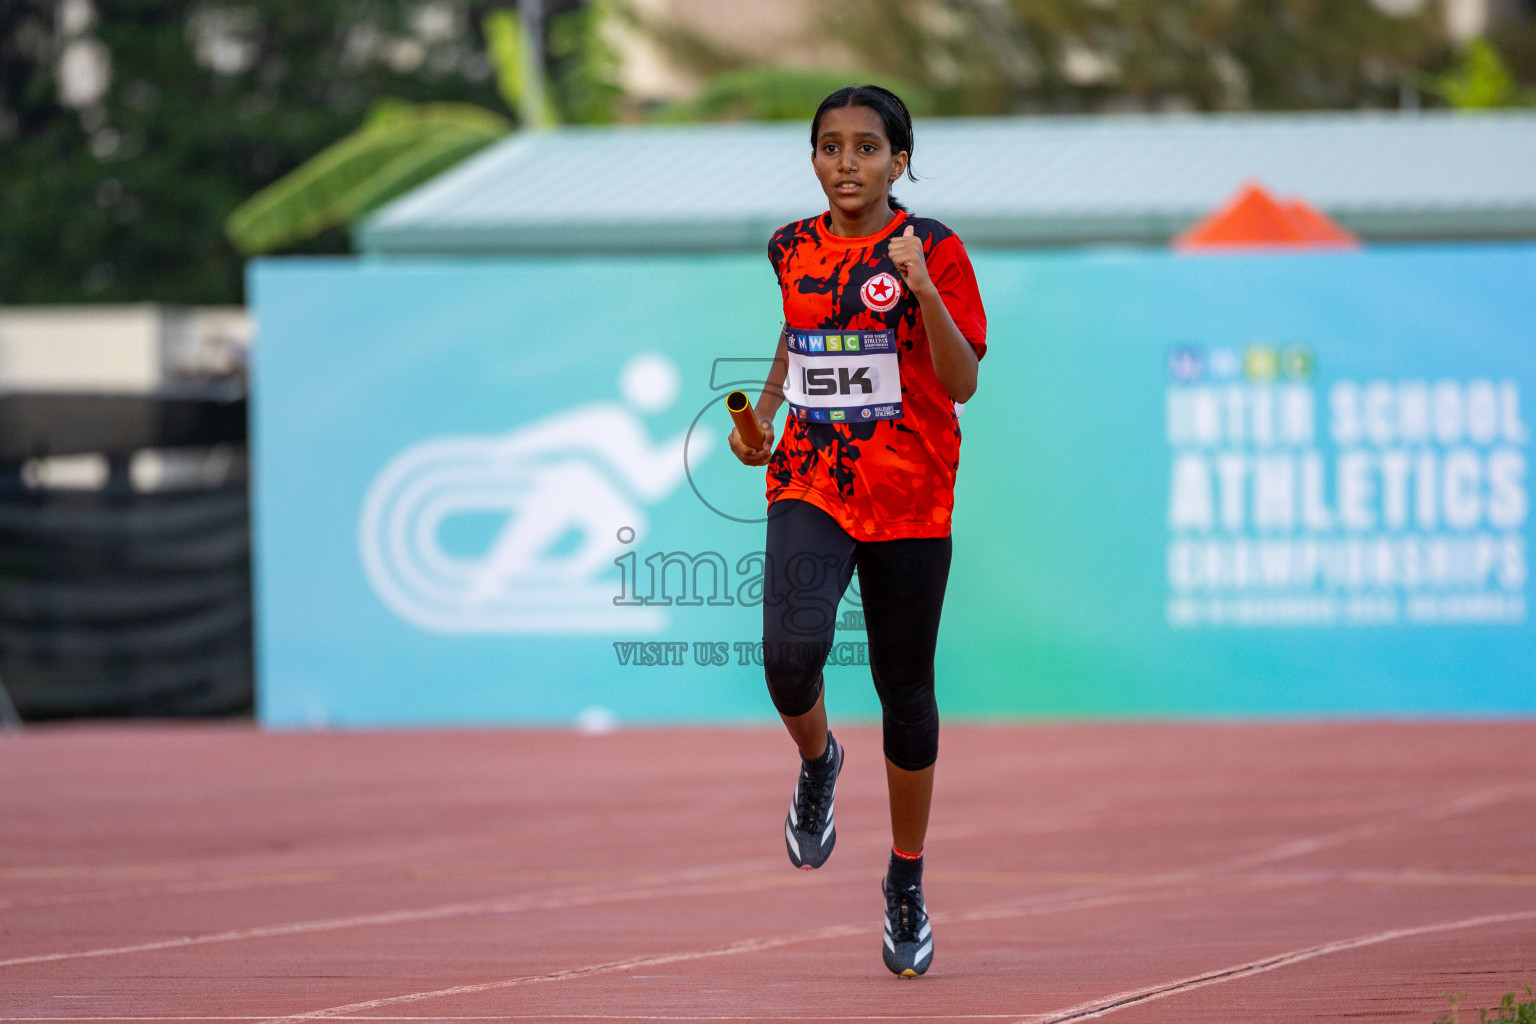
[
  {"left": 728, "top": 327, "right": 785, "bottom": 466},
  {"left": 756, "top": 326, "right": 789, "bottom": 422}
]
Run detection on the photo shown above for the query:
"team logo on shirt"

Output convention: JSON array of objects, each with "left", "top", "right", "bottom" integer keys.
[{"left": 860, "top": 273, "right": 902, "bottom": 313}]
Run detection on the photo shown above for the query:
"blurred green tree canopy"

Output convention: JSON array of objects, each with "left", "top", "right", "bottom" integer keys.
[
  {"left": 4, "top": 0, "right": 1535, "bottom": 304},
  {"left": 0, "top": 0, "right": 599, "bottom": 303},
  {"left": 223, "top": 3, "right": 619, "bottom": 257},
  {"left": 225, "top": 100, "right": 510, "bottom": 256},
  {"left": 654, "top": 66, "right": 931, "bottom": 122},
  {"left": 637, "top": 1, "right": 1528, "bottom": 119},
  {"left": 821, "top": 0, "right": 1455, "bottom": 114},
  {"left": 1432, "top": 38, "right": 1536, "bottom": 108}
]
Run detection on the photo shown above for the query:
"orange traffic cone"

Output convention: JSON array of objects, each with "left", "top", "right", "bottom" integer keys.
[{"left": 1174, "top": 181, "right": 1359, "bottom": 252}]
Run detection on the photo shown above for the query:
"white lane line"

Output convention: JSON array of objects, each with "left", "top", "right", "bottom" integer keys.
[
  {"left": 934, "top": 868, "right": 1536, "bottom": 888},
  {"left": 242, "top": 859, "right": 1535, "bottom": 1023},
  {"left": 249, "top": 924, "right": 873, "bottom": 1023},
  {"left": 249, "top": 885, "right": 1209, "bottom": 1024},
  {"left": 0, "top": 1019, "right": 1038, "bottom": 1024},
  {"left": 0, "top": 863, "right": 789, "bottom": 971},
  {"left": 1025, "top": 907, "right": 1536, "bottom": 1024},
  {"left": 8, "top": 779, "right": 1527, "bottom": 972},
  {"left": 1009, "top": 781, "right": 1536, "bottom": 899},
  {"left": 0, "top": 1019, "right": 1032, "bottom": 1024},
  {"left": 0, "top": 872, "right": 341, "bottom": 912},
  {"left": 0, "top": 847, "right": 1195, "bottom": 976},
  {"left": 1208, "top": 782, "right": 1536, "bottom": 873}
]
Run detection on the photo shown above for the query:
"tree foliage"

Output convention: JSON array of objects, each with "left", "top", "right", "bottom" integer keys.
[
  {"left": 1488, "top": 12, "right": 1536, "bottom": 101},
  {"left": 5, "top": 1, "right": 1533, "bottom": 303},
  {"left": 0, "top": 0, "right": 602, "bottom": 304},
  {"left": 483, "top": 8, "right": 554, "bottom": 128},
  {"left": 547, "top": 0, "right": 622, "bottom": 125},
  {"left": 225, "top": 101, "right": 509, "bottom": 256},
  {"left": 1431, "top": 38, "right": 1536, "bottom": 108},
  {"left": 223, "top": 2, "right": 622, "bottom": 258},
  {"left": 812, "top": 0, "right": 1458, "bottom": 115},
  {"left": 654, "top": 66, "right": 930, "bottom": 123}
]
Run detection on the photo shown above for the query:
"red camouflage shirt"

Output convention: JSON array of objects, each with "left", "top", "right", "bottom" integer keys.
[{"left": 766, "top": 210, "right": 987, "bottom": 540}]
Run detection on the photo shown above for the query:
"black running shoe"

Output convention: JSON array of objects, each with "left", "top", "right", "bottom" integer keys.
[
  {"left": 784, "top": 735, "right": 841, "bottom": 870},
  {"left": 882, "top": 876, "right": 933, "bottom": 977}
]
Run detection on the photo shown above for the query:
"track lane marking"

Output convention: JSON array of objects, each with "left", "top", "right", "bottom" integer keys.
[
  {"left": 0, "top": 1014, "right": 1037, "bottom": 1021},
  {"left": 243, "top": 823, "right": 1536, "bottom": 1024},
  {"left": 0, "top": 870, "right": 321, "bottom": 914},
  {"left": 248, "top": 924, "right": 873, "bottom": 1023},
  {"left": 1207, "top": 782, "right": 1536, "bottom": 872},
  {"left": 1024, "top": 907, "right": 1536, "bottom": 1023},
  {"left": 0, "top": 865, "right": 780, "bottom": 914},
  {"left": 248, "top": 886, "right": 1211, "bottom": 1023},
  {"left": 0, "top": 872, "right": 341, "bottom": 912},
  {"left": 0, "top": 864, "right": 779, "bottom": 914},
  {"left": 5, "top": 780, "right": 1529, "bottom": 979},
  {"left": 933, "top": 868, "right": 1536, "bottom": 888},
  {"left": 0, "top": 1015, "right": 1036, "bottom": 1021},
  {"left": 0, "top": 863, "right": 798, "bottom": 970}
]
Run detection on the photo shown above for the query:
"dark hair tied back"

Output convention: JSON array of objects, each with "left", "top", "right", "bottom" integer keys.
[{"left": 810, "top": 85, "right": 916, "bottom": 214}]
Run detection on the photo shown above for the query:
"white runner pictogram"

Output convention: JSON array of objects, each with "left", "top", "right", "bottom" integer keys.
[{"left": 358, "top": 354, "right": 711, "bottom": 633}]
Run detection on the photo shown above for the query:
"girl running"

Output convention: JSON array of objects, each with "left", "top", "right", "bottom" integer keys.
[{"left": 727, "top": 85, "right": 987, "bottom": 978}]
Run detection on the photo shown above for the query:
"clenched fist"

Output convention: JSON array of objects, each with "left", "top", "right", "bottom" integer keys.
[
  {"left": 729, "top": 417, "right": 775, "bottom": 466},
  {"left": 887, "top": 224, "right": 933, "bottom": 297}
]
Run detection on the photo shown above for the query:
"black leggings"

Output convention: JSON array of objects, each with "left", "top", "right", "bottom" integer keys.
[{"left": 763, "top": 499, "right": 952, "bottom": 772}]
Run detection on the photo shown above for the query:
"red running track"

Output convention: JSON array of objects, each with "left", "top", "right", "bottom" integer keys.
[{"left": 2, "top": 722, "right": 1535, "bottom": 1023}]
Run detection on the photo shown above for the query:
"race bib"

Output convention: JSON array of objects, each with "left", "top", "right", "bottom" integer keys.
[{"left": 783, "top": 329, "right": 903, "bottom": 423}]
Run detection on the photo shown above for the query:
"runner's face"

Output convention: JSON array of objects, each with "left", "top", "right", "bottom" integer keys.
[{"left": 813, "top": 105, "right": 908, "bottom": 219}]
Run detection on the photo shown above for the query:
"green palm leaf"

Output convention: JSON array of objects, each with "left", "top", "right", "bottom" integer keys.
[
  {"left": 484, "top": 9, "right": 558, "bottom": 129},
  {"left": 226, "top": 103, "right": 510, "bottom": 255},
  {"left": 338, "top": 125, "right": 501, "bottom": 218},
  {"left": 1429, "top": 39, "right": 1536, "bottom": 109}
]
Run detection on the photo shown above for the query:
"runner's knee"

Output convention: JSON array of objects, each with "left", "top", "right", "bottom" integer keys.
[
  {"left": 879, "top": 682, "right": 939, "bottom": 771},
  {"left": 764, "top": 646, "right": 827, "bottom": 718}
]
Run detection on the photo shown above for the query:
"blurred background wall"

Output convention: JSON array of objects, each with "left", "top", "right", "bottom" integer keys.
[
  {"left": 3, "top": 0, "right": 1536, "bottom": 721},
  {"left": 0, "top": 307, "right": 250, "bottom": 718}
]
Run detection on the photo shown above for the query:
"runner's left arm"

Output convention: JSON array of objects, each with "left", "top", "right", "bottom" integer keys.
[{"left": 889, "top": 227, "right": 979, "bottom": 403}]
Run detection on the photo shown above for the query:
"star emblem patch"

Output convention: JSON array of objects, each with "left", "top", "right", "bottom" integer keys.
[{"left": 860, "top": 272, "right": 902, "bottom": 313}]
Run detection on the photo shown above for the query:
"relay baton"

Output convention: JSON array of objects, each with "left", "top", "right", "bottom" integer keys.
[{"left": 726, "top": 390, "right": 765, "bottom": 450}]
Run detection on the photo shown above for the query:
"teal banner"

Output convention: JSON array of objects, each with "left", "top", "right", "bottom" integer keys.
[{"left": 250, "top": 246, "right": 1534, "bottom": 727}]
